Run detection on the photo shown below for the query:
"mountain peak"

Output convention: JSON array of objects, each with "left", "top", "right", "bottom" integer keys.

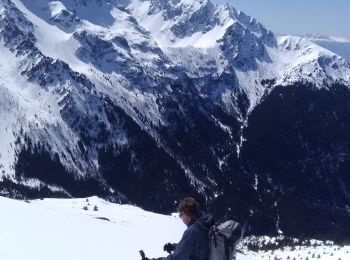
[{"left": 127, "top": 0, "right": 274, "bottom": 50}]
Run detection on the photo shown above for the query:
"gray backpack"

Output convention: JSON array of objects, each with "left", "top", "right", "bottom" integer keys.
[{"left": 208, "top": 220, "right": 243, "bottom": 260}]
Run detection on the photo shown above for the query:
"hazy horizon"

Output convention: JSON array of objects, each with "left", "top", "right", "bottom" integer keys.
[{"left": 212, "top": 0, "right": 350, "bottom": 39}]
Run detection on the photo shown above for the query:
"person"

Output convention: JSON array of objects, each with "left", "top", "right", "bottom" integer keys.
[{"left": 143, "top": 197, "right": 215, "bottom": 260}]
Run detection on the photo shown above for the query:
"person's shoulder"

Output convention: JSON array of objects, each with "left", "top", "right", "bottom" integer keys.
[
  {"left": 186, "top": 223, "right": 198, "bottom": 232},
  {"left": 196, "top": 212, "right": 215, "bottom": 229},
  {"left": 180, "top": 224, "right": 200, "bottom": 242}
]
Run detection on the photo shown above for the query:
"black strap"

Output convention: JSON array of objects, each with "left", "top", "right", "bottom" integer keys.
[
  {"left": 209, "top": 227, "right": 218, "bottom": 248},
  {"left": 224, "top": 236, "right": 230, "bottom": 260}
]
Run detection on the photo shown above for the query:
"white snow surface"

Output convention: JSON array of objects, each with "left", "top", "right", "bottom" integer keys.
[{"left": 0, "top": 195, "right": 259, "bottom": 260}]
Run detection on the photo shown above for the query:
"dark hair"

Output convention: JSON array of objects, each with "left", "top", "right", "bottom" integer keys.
[{"left": 177, "top": 197, "right": 199, "bottom": 218}]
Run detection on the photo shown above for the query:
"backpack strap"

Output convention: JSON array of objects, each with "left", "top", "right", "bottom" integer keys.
[
  {"left": 209, "top": 226, "right": 218, "bottom": 248},
  {"left": 224, "top": 236, "right": 230, "bottom": 260}
]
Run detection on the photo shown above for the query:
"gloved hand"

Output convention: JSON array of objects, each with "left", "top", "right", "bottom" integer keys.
[
  {"left": 139, "top": 250, "right": 150, "bottom": 260},
  {"left": 163, "top": 243, "right": 177, "bottom": 253}
]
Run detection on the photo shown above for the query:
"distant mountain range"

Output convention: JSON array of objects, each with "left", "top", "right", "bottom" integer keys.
[{"left": 0, "top": 0, "right": 349, "bottom": 239}]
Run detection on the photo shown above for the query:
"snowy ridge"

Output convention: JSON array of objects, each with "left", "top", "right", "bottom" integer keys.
[{"left": 275, "top": 35, "right": 350, "bottom": 86}]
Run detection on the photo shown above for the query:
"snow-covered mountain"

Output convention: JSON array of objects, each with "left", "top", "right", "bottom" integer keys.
[{"left": 1, "top": 0, "right": 350, "bottom": 239}]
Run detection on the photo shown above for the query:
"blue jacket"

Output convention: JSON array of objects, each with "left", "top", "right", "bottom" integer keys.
[{"left": 161, "top": 212, "right": 215, "bottom": 260}]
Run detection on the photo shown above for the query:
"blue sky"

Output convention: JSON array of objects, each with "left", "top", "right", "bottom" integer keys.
[{"left": 212, "top": 0, "right": 350, "bottom": 39}]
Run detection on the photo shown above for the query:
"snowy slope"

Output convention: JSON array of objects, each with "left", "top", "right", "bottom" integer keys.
[
  {"left": 0, "top": 39, "right": 86, "bottom": 181},
  {"left": 0, "top": 195, "right": 259, "bottom": 260}
]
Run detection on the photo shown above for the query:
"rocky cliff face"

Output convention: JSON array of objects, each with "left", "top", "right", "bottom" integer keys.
[{"left": 0, "top": 0, "right": 350, "bottom": 239}]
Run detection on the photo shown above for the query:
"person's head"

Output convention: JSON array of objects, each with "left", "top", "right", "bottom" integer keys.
[{"left": 177, "top": 197, "right": 199, "bottom": 225}]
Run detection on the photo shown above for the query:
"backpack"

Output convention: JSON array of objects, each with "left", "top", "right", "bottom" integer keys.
[{"left": 208, "top": 220, "right": 243, "bottom": 260}]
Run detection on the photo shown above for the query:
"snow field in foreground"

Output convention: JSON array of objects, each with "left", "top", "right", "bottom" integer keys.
[
  {"left": 1, "top": 195, "right": 348, "bottom": 260},
  {"left": 0, "top": 196, "right": 259, "bottom": 260}
]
